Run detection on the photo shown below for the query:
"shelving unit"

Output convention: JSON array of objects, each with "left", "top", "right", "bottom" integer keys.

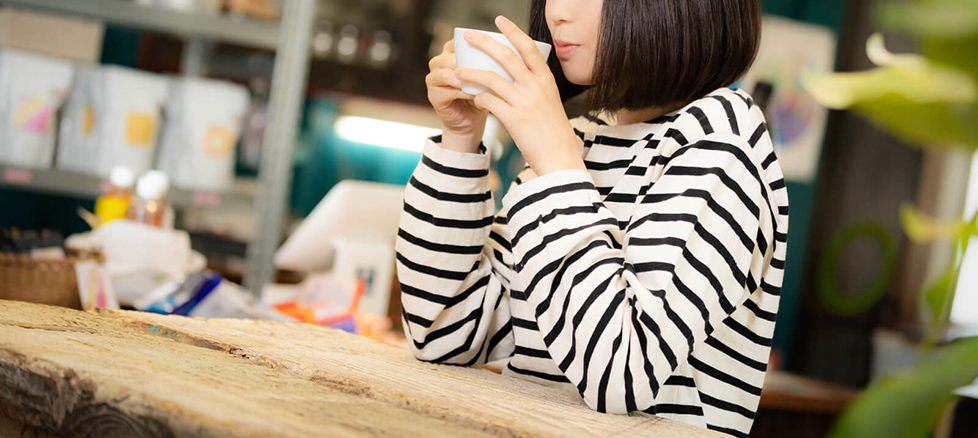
[
  {"left": 3, "top": 0, "right": 280, "bottom": 50},
  {"left": 0, "top": 0, "right": 317, "bottom": 295},
  {"left": 0, "top": 164, "right": 254, "bottom": 209}
]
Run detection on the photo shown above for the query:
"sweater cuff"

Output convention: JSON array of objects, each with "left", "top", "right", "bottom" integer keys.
[{"left": 423, "top": 135, "right": 491, "bottom": 172}]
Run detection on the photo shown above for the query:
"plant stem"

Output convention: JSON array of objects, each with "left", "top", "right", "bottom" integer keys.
[{"left": 923, "top": 211, "right": 978, "bottom": 347}]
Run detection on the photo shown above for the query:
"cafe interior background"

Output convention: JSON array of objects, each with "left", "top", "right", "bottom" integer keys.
[{"left": 0, "top": 0, "right": 976, "bottom": 437}]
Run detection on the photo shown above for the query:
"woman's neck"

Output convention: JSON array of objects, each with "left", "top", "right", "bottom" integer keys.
[{"left": 615, "top": 102, "right": 687, "bottom": 126}]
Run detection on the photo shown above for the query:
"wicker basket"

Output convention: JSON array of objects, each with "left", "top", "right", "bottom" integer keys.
[{"left": 0, "top": 251, "right": 102, "bottom": 310}]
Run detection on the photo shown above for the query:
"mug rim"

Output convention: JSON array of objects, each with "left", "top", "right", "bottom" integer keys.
[{"left": 454, "top": 27, "right": 552, "bottom": 50}]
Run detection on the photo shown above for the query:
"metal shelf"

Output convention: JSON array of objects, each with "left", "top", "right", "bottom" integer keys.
[
  {"left": 1, "top": 0, "right": 280, "bottom": 50},
  {"left": 0, "top": 0, "right": 316, "bottom": 295},
  {"left": 0, "top": 164, "right": 254, "bottom": 209}
]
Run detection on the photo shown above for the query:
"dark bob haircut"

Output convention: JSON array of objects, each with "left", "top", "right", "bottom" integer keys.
[{"left": 529, "top": 0, "right": 762, "bottom": 112}]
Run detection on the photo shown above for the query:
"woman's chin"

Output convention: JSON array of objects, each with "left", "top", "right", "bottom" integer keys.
[
  {"left": 556, "top": 60, "right": 591, "bottom": 86},
  {"left": 563, "top": 72, "right": 592, "bottom": 86}
]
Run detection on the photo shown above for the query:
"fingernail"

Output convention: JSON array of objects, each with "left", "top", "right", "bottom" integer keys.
[
  {"left": 464, "top": 30, "right": 475, "bottom": 40},
  {"left": 454, "top": 68, "right": 462, "bottom": 78}
]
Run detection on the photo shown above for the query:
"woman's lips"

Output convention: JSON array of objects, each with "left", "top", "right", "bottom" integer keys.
[{"left": 553, "top": 41, "right": 579, "bottom": 58}]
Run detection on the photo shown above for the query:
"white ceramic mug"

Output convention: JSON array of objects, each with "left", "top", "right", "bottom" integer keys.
[{"left": 453, "top": 28, "right": 552, "bottom": 96}]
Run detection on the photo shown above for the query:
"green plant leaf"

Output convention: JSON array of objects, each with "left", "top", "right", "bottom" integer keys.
[
  {"left": 803, "top": 34, "right": 976, "bottom": 108},
  {"left": 919, "top": 211, "right": 978, "bottom": 344},
  {"left": 803, "top": 34, "right": 978, "bottom": 149},
  {"left": 900, "top": 206, "right": 972, "bottom": 343},
  {"left": 922, "top": 36, "right": 978, "bottom": 82},
  {"left": 829, "top": 337, "right": 978, "bottom": 438},
  {"left": 878, "top": 0, "right": 978, "bottom": 39},
  {"left": 968, "top": 212, "right": 978, "bottom": 239},
  {"left": 921, "top": 264, "right": 959, "bottom": 331},
  {"left": 877, "top": 0, "right": 978, "bottom": 79},
  {"left": 899, "top": 204, "right": 968, "bottom": 242},
  {"left": 851, "top": 98, "right": 978, "bottom": 149}
]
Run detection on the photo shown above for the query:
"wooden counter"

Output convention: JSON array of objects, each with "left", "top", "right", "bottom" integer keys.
[{"left": 0, "top": 300, "right": 722, "bottom": 438}]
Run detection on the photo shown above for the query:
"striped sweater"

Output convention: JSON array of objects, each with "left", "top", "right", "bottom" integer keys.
[{"left": 395, "top": 86, "right": 789, "bottom": 437}]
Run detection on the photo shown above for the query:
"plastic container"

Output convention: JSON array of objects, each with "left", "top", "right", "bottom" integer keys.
[
  {"left": 0, "top": 49, "right": 73, "bottom": 169},
  {"left": 57, "top": 65, "right": 169, "bottom": 177},
  {"left": 95, "top": 166, "right": 135, "bottom": 225},
  {"left": 157, "top": 77, "right": 249, "bottom": 192}
]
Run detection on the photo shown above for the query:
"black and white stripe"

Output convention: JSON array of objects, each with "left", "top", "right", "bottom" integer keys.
[{"left": 395, "top": 87, "right": 789, "bottom": 437}]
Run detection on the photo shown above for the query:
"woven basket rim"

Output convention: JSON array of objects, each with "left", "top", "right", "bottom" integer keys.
[{"left": 0, "top": 250, "right": 105, "bottom": 266}]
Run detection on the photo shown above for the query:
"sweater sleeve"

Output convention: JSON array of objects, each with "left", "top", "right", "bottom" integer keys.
[
  {"left": 500, "top": 132, "right": 770, "bottom": 414},
  {"left": 395, "top": 136, "right": 517, "bottom": 365}
]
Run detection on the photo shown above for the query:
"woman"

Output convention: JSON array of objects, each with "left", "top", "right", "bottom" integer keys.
[{"left": 395, "top": 1, "right": 789, "bottom": 436}]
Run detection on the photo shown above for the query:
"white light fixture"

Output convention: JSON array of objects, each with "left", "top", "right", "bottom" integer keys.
[{"left": 334, "top": 116, "right": 440, "bottom": 152}]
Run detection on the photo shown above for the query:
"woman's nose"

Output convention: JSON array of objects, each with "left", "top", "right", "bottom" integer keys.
[{"left": 547, "top": 0, "right": 576, "bottom": 25}]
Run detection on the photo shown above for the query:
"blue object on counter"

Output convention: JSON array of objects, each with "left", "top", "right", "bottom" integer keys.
[
  {"left": 173, "top": 271, "right": 224, "bottom": 317},
  {"left": 328, "top": 315, "right": 358, "bottom": 334},
  {"left": 143, "top": 270, "right": 222, "bottom": 316}
]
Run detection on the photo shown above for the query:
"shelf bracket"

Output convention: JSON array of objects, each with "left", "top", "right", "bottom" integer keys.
[{"left": 245, "top": 0, "right": 316, "bottom": 296}]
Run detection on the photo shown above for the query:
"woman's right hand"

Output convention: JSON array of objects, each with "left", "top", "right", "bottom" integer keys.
[{"left": 426, "top": 39, "right": 489, "bottom": 153}]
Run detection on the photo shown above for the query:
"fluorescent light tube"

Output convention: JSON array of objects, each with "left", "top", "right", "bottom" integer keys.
[{"left": 334, "top": 116, "right": 440, "bottom": 152}]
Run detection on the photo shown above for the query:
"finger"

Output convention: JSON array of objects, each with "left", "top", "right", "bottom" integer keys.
[
  {"left": 444, "top": 88, "right": 476, "bottom": 101},
  {"left": 456, "top": 68, "right": 521, "bottom": 104},
  {"left": 426, "top": 68, "right": 463, "bottom": 89},
  {"left": 494, "top": 16, "right": 549, "bottom": 74},
  {"left": 445, "top": 39, "right": 455, "bottom": 54},
  {"left": 429, "top": 86, "right": 475, "bottom": 106},
  {"left": 473, "top": 92, "right": 509, "bottom": 117},
  {"left": 463, "top": 29, "right": 531, "bottom": 84},
  {"left": 428, "top": 51, "right": 456, "bottom": 71}
]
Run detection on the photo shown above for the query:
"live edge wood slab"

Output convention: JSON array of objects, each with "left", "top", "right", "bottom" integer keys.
[{"left": 0, "top": 300, "right": 722, "bottom": 438}]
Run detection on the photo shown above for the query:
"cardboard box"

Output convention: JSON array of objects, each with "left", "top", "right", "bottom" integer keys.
[{"left": 0, "top": 8, "right": 105, "bottom": 65}]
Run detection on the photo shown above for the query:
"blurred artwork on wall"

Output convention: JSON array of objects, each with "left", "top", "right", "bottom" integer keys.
[{"left": 739, "top": 16, "right": 837, "bottom": 183}]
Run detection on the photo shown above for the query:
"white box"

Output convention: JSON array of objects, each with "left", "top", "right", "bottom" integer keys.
[
  {"left": 58, "top": 66, "right": 170, "bottom": 177},
  {"left": 158, "top": 77, "right": 249, "bottom": 192},
  {"left": 0, "top": 50, "right": 73, "bottom": 169}
]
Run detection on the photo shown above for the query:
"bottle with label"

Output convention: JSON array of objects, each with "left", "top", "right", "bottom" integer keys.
[
  {"left": 95, "top": 166, "right": 135, "bottom": 225},
  {"left": 127, "top": 171, "right": 174, "bottom": 228}
]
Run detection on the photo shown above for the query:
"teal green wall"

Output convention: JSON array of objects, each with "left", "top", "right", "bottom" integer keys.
[
  {"left": 763, "top": 0, "right": 848, "bottom": 30},
  {"left": 0, "top": 189, "right": 94, "bottom": 235},
  {"left": 291, "top": 98, "right": 421, "bottom": 217}
]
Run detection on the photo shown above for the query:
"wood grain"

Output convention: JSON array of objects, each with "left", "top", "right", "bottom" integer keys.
[{"left": 0, "top": 300, "right": 722, "bottom": 438}]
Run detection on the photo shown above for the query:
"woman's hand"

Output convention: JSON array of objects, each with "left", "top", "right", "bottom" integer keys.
[
  {"left": 456, "top": 16, "right": 586, "bottom": 176},
  {"left": 426, "top": 39, "right": 489, "bottom": 154}
]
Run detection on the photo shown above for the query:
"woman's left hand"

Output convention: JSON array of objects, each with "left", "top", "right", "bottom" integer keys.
[{"left": 456, "top": 16, "right": 586, "bottom": 176}]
